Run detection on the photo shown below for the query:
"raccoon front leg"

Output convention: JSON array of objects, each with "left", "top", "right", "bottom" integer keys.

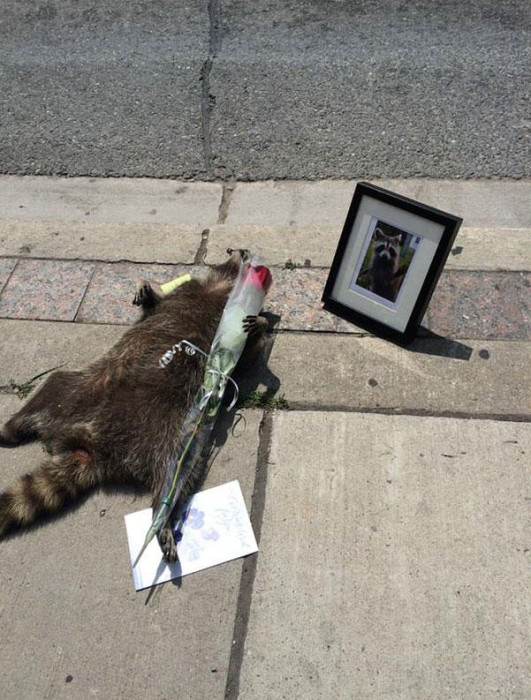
[
  {"left": 132, "top": 280, "right": 164, "bottom": 311},
  {"left": 150, "top": 482, "right": 179, "bottom": 562},
  {"left": 157, "top": 524, "right": 179, "bottom": 563},
  {"left": 153, "top": 489, "right": 196, "bottom": 563},
  {"left": 240, "top": 313, "right": 271, "bottom": 365},
  {"left": 154, "top": 506, "right": 179, "bottom": 562},
  {"left": 242, "top": 314, "right": 270, "bottom": 337},
  {"left": 151, "top": 454, "right": 209, "bottom": 563}
]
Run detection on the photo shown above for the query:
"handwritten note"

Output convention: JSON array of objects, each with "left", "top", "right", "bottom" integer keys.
[{"left": 124, "top": 480, "right": 258, "bottom": 591}]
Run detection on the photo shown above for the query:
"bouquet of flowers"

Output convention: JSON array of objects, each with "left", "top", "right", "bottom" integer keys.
[{"left": 134, "top": 255, "right": 272, "bottom": 566}]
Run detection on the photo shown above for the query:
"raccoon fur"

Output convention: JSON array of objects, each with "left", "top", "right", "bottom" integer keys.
[
  {"left": 368, "top": 228, "right": 402, "bottom": 302},
  {"left": 0, "top": 250, "right": 268, "bottom": 561}
]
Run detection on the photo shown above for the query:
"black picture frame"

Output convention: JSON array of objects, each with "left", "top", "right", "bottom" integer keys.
[{"left": 322, "top": 182, "right": 462, "bottom": 345}]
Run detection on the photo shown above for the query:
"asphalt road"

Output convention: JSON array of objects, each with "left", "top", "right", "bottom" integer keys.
[{"left": 1, "top": 0, "right": 530, "bottom": 180}]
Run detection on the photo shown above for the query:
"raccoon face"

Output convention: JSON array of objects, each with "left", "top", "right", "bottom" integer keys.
[{"left": 373, "top": 229, "right": 401, "bottom": 263}]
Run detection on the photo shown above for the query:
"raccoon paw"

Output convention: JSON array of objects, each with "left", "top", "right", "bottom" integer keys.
[
  {"left": 158, "top": 526, "right": 179, "bottom": 563},
  {"left": 133, "top": 281, "right": 153, "bottom": 307},
  {"left": 242, "top": 315, "right": 269, "bottom": 336}
]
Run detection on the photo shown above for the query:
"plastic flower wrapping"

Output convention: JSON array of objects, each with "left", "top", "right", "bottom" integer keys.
[{"left": 134, "top": 255, "right": 272, "bottom": 565}]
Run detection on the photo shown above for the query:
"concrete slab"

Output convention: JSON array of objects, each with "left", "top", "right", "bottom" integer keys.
[
  {"left": 0, "top": 399, "right": 262, "bottom": 700},
  {"left": 418, "top": 180, "right": 531, "bottom": 229},
  {"left": 264, "top": 334, "right": 531, "bottom": 419},
  {"left": 239, "top": 411, "right": 531, "bottom": 700},
  {"left": 207, "top": 223, "right": 336, "bottom": 268},
  {"left": 225, "top": 180, "right": 531, "bottom": 230},
  {"left": 0, "top": 175, "right": 221, "bottom": 226},
  {"left": 224, "top": 180, "right": 418, "bottom": 228},
  {"left": 0, "top": 258, "right": 17, "bottom": 293},
  {"left": 0, "top": 175, "right": 220, "bottom": 263},
  {"left": 1, "top": 322, "right": 529, "bottom": 419},
  {"left": 0, "top": 320, "right": 124, "bottom": 386},
  {"left": 0, "top": 220, "right": 201, "bottom": 264},
  {"left": 3, "top": 177, "right": 529, "bottom": 269},
  {"left": 446, "top": 228, "right": 531, "bottom": 272}
]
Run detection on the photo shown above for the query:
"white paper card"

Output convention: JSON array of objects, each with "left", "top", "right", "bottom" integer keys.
[{"left": 124, "top": 480, "right": 258, "bottom": 591}]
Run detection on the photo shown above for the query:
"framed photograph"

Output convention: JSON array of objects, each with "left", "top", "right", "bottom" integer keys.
[{"left": 322, "top": 182, "right": 462, "bottom": 344}]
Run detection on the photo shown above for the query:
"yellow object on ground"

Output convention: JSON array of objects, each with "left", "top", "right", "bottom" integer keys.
[{"left": 160, "top": 273, "right": 192, "bottom": 295}]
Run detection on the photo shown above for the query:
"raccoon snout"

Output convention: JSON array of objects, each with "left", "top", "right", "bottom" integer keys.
[{"left": 226, "top": 248, "right": 251, "bottom": 263}]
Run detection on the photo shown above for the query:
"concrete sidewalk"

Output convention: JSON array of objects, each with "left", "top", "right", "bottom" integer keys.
[{"left": 0, "top": 177, "right": 530, "bottom": 699}]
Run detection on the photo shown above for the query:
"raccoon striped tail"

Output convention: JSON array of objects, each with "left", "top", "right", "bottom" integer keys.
[{"left": 0, "top": 450, "right": 99, "bottom": 537}]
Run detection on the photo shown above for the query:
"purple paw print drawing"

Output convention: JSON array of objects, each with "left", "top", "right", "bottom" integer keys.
[
  {"left": 172, "top": 507, "right": 205, "bottom": 543},
  {"left": 202, "top": 528, "right": 219, "bottom": 542},
  {"left": 186, "top": 508, "right": 205, "bottom": 529}
]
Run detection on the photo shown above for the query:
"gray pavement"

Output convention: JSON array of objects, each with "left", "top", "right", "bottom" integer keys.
[
  {"left": 0, "top": 393, "right": 262, "bottom": 700},
  {"left": 239, "top": 412, "right": 531, "bottom": 700},
  {"left": 0, "top": 177, "right": 530, "bottom": 699},
  {"left": 2, "top": 1, "right": 531, "bottom": 179}
]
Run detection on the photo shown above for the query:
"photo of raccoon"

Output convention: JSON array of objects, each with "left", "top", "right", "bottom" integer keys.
[
  {"left": 0, "top": 249, "right": 270, "bottom": 562},
  {"left": 353, "top": 221, "right": 420, "bottom": 304}
]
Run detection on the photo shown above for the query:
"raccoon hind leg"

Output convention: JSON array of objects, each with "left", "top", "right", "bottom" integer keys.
[
  {"left": 0, "top": 412, "right": 39, "bottom": 447},
  {"left": 0, "top": 450, "right": 101, "bottom": 537},
  {"left": 1, "top": 370, "right": 80, "bottom": 448}
]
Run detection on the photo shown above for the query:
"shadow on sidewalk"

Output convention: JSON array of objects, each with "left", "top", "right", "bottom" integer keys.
[{"left": 409, "top": 328, "right": 473, "bottom": 360}]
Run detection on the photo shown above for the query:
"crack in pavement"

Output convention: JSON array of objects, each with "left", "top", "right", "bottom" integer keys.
[
  {"left": 200, "top": 0, "right": 222, "bottom": 177},
  {"left": 224, "top": 410, "right": 274, "bottom": 700}
]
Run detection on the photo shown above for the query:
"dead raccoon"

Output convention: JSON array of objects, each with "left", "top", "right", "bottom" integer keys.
[{"left": 0, "top": 250, "right": 269, "bottom": 561}]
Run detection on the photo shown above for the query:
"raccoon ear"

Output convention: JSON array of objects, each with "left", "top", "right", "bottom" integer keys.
[{"left": 374, "top": 227, "right": 385, "bottom": 240}]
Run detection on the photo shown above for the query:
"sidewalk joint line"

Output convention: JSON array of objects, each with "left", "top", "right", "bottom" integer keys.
[
  {"left": 0, "top": 258, "right": 20, "bottom": 296},
  {"left": 0, "top": 255, "right": 202, "bottom": 267},
  {"left": 1, "top": 255, "right": 529, "bottom": 275},
  {"left": 224, "top": 410, "right": 274, "bottom": 700},
  {"left": 72, "top": 264, "right": 97, "bottom": 323},
  {"left": 285, "top": 403, "right": 531, "bottom": 423}
]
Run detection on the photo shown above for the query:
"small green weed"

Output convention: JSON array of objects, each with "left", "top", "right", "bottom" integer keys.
[
  {"left": 239, "top": 389, "right": 289, "bottom": 410},
  {"left": 8, "top": 365, "right": 65, "bottom": 400}
]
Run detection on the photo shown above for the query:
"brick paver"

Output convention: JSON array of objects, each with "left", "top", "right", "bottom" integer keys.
[
  {"left": 0, "top": 257, "right": 529, "bottom": 340},
  {"left": 0, "top": 259, "right": 95, "bottom": 322},
  {"left": 429, "top": 271, "right": 531, "bottom": 340},
  {"left": 76, "top": 262, "right": 198, "bottom": 325}
]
